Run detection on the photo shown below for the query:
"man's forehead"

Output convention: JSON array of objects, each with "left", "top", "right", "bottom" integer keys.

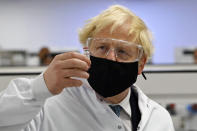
[{"left": 93, "top": 24, "right": 135, "bottom": 43}]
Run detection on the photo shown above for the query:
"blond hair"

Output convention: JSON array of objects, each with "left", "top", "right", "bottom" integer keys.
[{"left": 79, "top": 5, "right": 154, "bottom": 58}]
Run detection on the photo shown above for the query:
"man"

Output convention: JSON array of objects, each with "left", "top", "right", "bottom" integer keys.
[{"left": 0, "top": 5, "right": 174, "bottom": 131}]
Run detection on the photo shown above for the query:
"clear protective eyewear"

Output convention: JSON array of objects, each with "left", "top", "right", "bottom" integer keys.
[{"left": 84, "top": 37, "right": 144, "bottom": 63}]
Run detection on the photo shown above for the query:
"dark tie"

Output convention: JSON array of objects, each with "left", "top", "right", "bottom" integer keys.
[{"left": 109, "top": 105, "right": 123, "bottom": 117}]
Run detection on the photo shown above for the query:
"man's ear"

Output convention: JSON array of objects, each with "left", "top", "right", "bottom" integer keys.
[{"left": 138, "top": 55, "right": 147, "bottom": 75}]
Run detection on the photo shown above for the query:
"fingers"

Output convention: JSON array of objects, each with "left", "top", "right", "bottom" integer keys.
[
  {"left": 55, "top": 52, "right": 91, "bottom": 66},
  {"left": 43, "top": 52, "right": 91, "bottom": 95},
  {"left": 59, "top": 58, "right": 90, "bottom": 71},
  {"left": 62, "top": 69, "right": 89, "bottom": 79}
]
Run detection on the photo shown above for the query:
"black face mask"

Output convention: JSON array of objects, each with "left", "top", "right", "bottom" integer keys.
[{"left": 87, "top": 55, "right": 138, "bottom": 98}]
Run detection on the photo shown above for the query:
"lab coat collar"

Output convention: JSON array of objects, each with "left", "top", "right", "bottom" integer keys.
[
  {"left": 81, "top": 79, "right": 156, "bottom": 131},
  {"left": 133, "top": 84, "right": 156, "bottom": 131}
]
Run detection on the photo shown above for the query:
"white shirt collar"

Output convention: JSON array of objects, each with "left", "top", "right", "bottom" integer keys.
[
  {"left": 118, "top": 88, "right": 131, "bottom": 117},
  {"left": 100, "top": 88, "right": 131, "bottom": 117}
]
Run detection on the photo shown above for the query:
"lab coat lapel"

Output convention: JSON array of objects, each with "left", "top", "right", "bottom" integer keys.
[{"left": 135, "top": 86, "right": 156, "bottom": 131}]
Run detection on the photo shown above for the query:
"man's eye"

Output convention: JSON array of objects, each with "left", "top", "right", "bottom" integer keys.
[
  {"left": 97, "top": 46, "right": 106, "bottom": 50},
  {"left": 118, "top": 49, "right": 126, "bottom": 54}
]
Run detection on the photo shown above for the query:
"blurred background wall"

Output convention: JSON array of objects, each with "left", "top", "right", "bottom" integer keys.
[{"left": 0, "top": 0, "right": 197, "bottom": 64}]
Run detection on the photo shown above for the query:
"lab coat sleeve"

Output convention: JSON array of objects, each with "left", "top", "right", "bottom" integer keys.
[
  {"left": 160, "top": 110, "right": 175, "bottom": 131},
  {"left": 0, "top": 74, "right": 53, "bottom": 130}
]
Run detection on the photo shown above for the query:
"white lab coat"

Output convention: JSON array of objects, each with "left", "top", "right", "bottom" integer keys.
[{"left": 0, "top": 74, "right": 174, "bottom": 131}]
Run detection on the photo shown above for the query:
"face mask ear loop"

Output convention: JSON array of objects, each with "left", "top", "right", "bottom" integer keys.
[{"left": 142, "top": 72, "right": 147, "bottom": 80}]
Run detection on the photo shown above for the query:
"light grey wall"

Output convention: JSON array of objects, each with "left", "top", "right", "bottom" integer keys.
[{"left": 0, "top": 0, "right": 197, "bottom": 63}]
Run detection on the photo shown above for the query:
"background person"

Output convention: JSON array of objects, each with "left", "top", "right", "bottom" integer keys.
[
  {"left": 193, "top": 49, "right": 197, "bottom": 64},
  {"left": 38, "top": 47, "right": 53, "bottom": 66}
]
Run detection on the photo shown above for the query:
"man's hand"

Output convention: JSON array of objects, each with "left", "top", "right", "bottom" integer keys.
[{"left": 43, "top": 52, "right": 91, "bottom": 95}]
